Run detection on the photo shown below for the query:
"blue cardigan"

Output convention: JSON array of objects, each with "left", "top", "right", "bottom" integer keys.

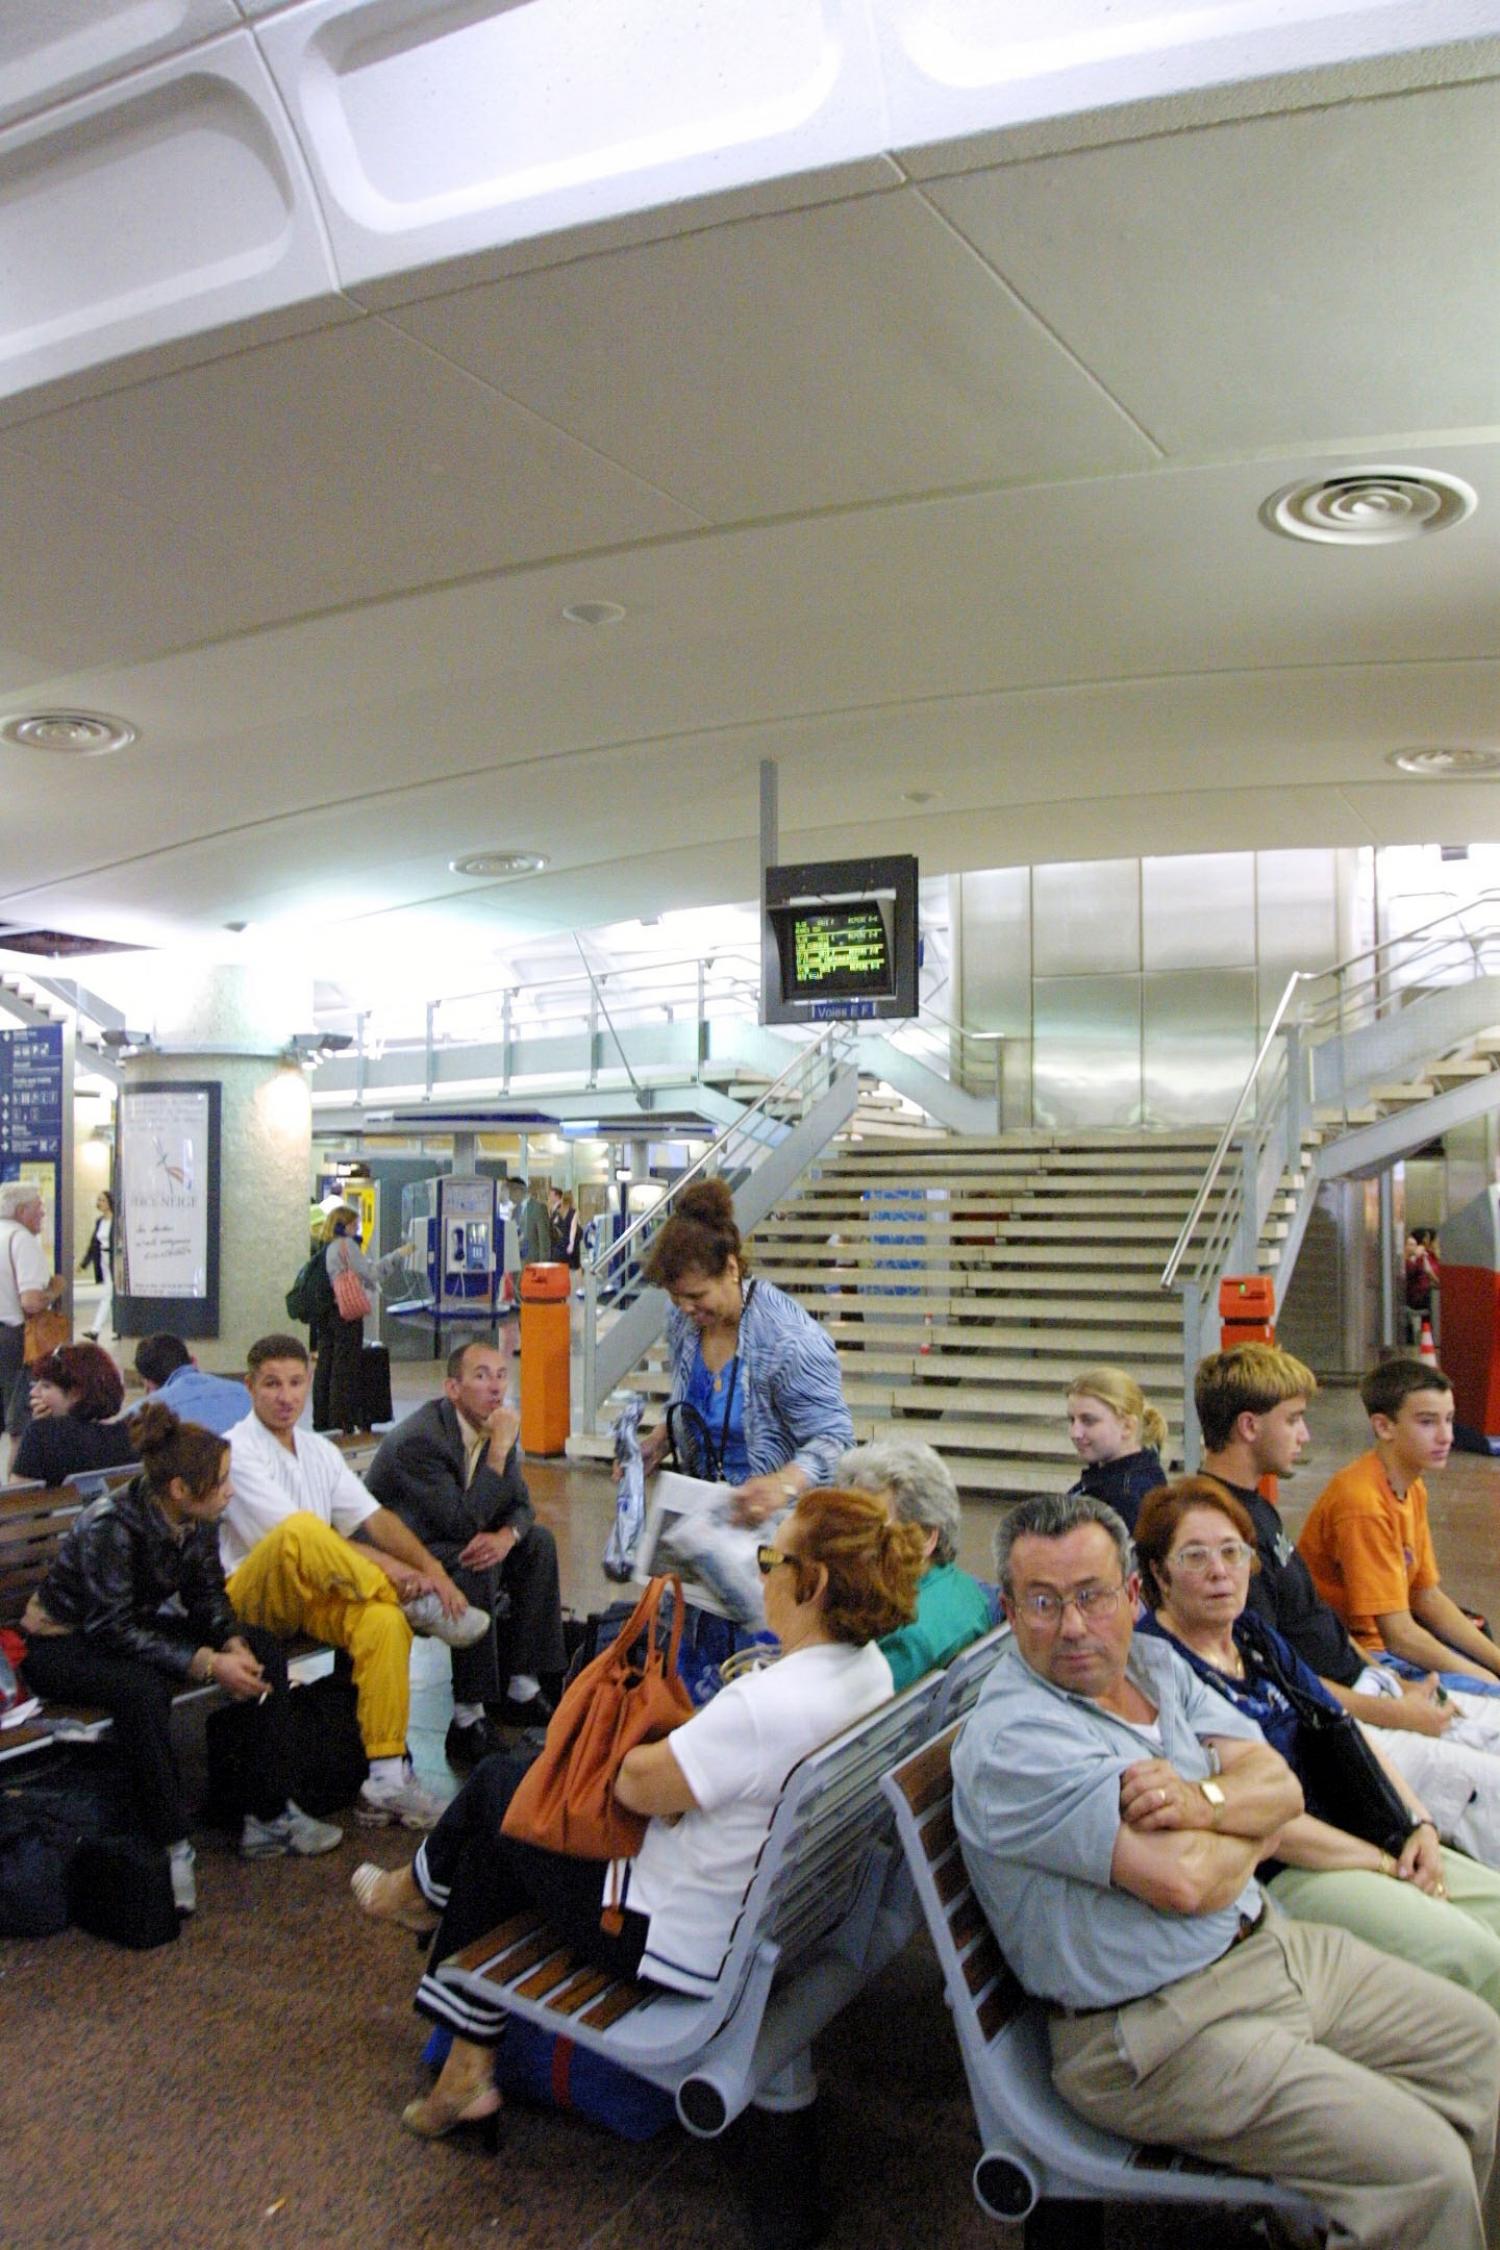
[{"left": 663, "top": 1277, "right": 853, "bottom": 1488}]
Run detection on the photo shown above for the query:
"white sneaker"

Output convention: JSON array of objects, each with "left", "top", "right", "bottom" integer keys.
[
  {"left": 355, "top": 1762, "right": 446, "bottom": 1830},
  {"left": 240, "top": 1801, "right": 344, "bottom": 1859},
  {"left": 401, "top": 1591, "right": 491, "bottom": 1649},
  {"left": 169, "top": 1842, "right": 197, "bottom": 1915}
]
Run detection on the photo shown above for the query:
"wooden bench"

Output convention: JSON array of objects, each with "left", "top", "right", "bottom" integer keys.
[
  {"left": 434, "top": 1669, "right": 960, "bottom": 2139},
  {"left": 881, "top": 1726, "right": 1321, "bottom": 2243}
]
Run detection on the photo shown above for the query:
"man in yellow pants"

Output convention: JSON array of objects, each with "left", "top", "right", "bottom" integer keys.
[{"left": 223, "top": 1334, "right": 489, "bottom": 1828}]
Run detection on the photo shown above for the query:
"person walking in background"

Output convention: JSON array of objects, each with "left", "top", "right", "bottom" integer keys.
[
  {"left": 315, "top": 1204, "right": 412, "bottom": 1435},
  {"left": 0, "top": 1181, "right": 65, "bottom": 1444},
  {"left": 80, "top": 1188, "right": 113, "bottom": 1341},
  {"left": 514, "top": 1178, "right": 551, "bottom": 1269}
]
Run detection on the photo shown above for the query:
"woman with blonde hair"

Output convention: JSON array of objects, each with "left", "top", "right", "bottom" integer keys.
[
  {"left": 352, "top": 1484, "right": 923, "bottom": 2138},
  {"left": 1065, "top": 1365, "right": 1168, "bottom": 1533}
]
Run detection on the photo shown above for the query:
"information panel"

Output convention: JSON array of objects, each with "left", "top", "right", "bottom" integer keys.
[
  {"left": 116, "top": 1080, "right": 221, "bottom": 1336},
  {"left": 0, "top": 1024, "right": 65, "bottom": 1270},
  {"left": 780, "top": 901, "right": 894, "bottom": 1001}
]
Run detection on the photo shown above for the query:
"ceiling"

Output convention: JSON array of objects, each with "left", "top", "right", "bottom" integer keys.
[{"left": 1, "top": 29, "right": 1498, "bottom": 1011}]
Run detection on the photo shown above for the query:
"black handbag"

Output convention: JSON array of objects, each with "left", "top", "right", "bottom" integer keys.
[
  {"left": 1243, "top": 1618, "right": 1414, "bottom": 1856},
  {"left": 67, "top": 1836, "right": 179, "bottom": 1950},
  {"left": 206, "top": 1673, "right": 369, "bottom": 1825}
]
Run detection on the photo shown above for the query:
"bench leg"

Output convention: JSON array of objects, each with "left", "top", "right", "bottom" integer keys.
[{"left": 717, "top": 2092, "right": 828, "bottom": 2250}]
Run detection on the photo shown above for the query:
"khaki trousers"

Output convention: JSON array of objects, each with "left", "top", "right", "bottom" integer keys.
[
  {"left": 1049, "top": 1908, "right": 1500, "bottom": 2250},
  {"left": 226, "top": 1512, "right": 413, "bottom": 1760}
]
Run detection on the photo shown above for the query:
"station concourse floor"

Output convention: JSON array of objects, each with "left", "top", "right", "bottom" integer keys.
[{"left": 6, "top": 1366, "right": 1500, "bottom": 2249}]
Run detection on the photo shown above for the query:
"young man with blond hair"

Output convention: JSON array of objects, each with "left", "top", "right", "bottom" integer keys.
[
  {"left": 1195, "top": 1342, "right": 1500, "bottom": 1866},
  {"left": 1298, "top": 1357, "right": 1500, "bottom": 1692}
]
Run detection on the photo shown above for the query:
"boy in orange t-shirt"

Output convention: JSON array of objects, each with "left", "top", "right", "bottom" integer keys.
[{"left": 1298, "top": 1358, "right": 1500, "bottom": 1690}]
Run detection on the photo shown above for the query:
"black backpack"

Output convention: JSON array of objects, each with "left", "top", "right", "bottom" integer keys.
[{"left": 286, "top": 1247, "right": 334, "bottom": 1327}]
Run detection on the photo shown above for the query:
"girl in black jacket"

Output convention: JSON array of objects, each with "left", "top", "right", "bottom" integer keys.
[
  {"left": 1065, "top": 1365, "right": 1169, "bottom": 1535},
  {"left": 19, "top": 1403, "right": 340, "bottom": 1912}
]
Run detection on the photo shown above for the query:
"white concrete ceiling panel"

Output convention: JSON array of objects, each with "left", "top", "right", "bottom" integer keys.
[
  {"left": 0, "top": 314, "right": 703, "bottom": 680},
  {"left": 253, "top": 0, "right": 890, "bottom": 290},
  {"left": 923, "top": 81, "right": 1500, "bottom": 453},
  {"left": 0, "top": 29, "right": 341, "bottom": 402},
  {"left": 384, "top": 186, "right": 1160, "bottom": 517},
  {"left": 873, "top": 0, "right": 1500, "bottom": 149},
  {"left": 0, "top": 0, "right": 240, "bottom": 132}
]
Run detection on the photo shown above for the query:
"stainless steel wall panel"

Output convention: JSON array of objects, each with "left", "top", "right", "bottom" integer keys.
[
  {"left": 1142, "top": 969, "right": 1256, "bottom": 1126},
  {"left": 1256, "top": 850, "right": 1341, "bottom": 979},
  {"left": 1033, "top": 859, "right": 1139, "bottom": 977},
  {"left": 1143, "top": 853, "right": 1254, "bottom": 971},
  {"left": 954, "top": 867, "right": 1031, "bottom": 1027},
  {"left": 1033, "top": 974, "right": 1142, "bottom": 1129}
]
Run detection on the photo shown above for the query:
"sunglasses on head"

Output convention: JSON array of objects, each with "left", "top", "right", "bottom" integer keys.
[{"left": 756, "top": 1544, "right": 800, "bottom": 1578}]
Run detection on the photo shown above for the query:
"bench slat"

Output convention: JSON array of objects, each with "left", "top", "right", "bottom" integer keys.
[
  {"left": 579, "top": 1979, "right": 651, "bottom": 2030},
  {"left": 448, "top": 1910, "right": 549, "bottom": 1975}
]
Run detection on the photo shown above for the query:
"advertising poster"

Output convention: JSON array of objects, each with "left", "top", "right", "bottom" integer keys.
[{"left": 117, "top": 1081, "right": 220, "bottom": 1333}]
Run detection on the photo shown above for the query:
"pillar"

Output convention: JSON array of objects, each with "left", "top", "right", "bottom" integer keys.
[{"left": 112, "top": 958, "right": 313, "bottom": 1366}]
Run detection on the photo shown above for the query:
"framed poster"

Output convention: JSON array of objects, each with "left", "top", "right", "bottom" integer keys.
[{"left": 115, "top": 1081, "right": 221, "bottom": 1337}]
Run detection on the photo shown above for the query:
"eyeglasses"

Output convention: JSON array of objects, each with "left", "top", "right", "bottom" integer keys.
[
  {"left": 1016, "top": 1583, "right": 1127, "bottom": 1626},
  {"left": 1171, "top": 1541, "right": 1255, "bottom": 1575},
  {"left": 756, "top": 1545, "right": 799, "bottom": 1578}
]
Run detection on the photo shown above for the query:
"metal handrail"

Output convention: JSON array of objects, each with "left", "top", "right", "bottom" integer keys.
[
  {"left": 585, "top": 1023, "right": 849, "bottom": 1282},
  {"left": 1300, "top": 890, "right": 1500, "bottom": 1000},
  {"left": 1159, "top": 970, "right": 1311, "bottom": 1291}
]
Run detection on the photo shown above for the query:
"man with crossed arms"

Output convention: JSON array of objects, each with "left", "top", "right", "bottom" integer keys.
[{"left": 954, "top": 1491, "right": 1500, "bottom": 2249}]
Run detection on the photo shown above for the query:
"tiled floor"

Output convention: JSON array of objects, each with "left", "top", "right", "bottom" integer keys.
[{"left": 8, "top": 1355, "right": 1500, "bottom": 2247}]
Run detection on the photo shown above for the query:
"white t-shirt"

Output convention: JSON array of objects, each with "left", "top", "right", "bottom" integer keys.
[
  {"left": 221, "top": 1409, "right": 380, "bottom": 1573},
  {"left": 0, "top": 1220, "right": 49, "bottom": 1325},
  {"left": 614, "top": 1638, "right": 893, "bottom": 1996}
]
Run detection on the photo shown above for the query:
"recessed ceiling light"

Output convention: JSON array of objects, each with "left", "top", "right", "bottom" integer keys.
[
  {"left": 1386, "top": 747, "right": 1500, "bottom": 778},
  {"left": 561, "top": 601, "right": 626, "bottom": 627},
  {"left": 1262, "top": 468, "right": 1477, "bottom": 546},
  {"left": 1, "top": 710, "right": 137, "bottom": 756},
  {"left": 449, "top": 850, "right": 550, "bottom": 878}
]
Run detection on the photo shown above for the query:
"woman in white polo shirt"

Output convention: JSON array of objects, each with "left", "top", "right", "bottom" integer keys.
[{"left": 351, "top": 1485, "right": 925, "bottom": 2139}]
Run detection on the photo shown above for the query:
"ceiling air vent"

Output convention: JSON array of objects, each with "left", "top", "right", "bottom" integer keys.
[
  {"left": 1386, "top": 747, "right": 1500, "bottom": 779},
  {"left": 1261, "top": 468, "right": 1476, "bottom": 546},
  {"left": 449, "top": 851, "right": 549, "bottom": 878},
  {"left": 1, "top": 711, "right": 136, "bottom": 756}
]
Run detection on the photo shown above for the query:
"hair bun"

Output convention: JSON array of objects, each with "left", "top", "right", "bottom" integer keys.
[
  {"left": 674, "top": 1178, "right": 736, "bottom": 1234},
  {"left": 127, "top": 1399, "right": 181, "bottom": 1456}
]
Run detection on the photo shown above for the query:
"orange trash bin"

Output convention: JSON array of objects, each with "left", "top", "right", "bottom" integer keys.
[{"left": 520, "top": 1261, "right": 571, "bottom": 1457}]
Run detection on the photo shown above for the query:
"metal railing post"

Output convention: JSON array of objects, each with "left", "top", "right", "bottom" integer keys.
[
  {"left": 424, "top": 1001, "right": 435, "bottom": 1100},
  {"left": 1283, "top": 1024, "right": 1304, "bottom": 1174},
  {"left": 1236, "top": 1139, "right": 1260, "bottom": 1271},
  {"left": 501, "top": 989, "right": 513, "bottom": 1094},
  {"left": 1181, "top": 1280, "right": 1203, "bottom": 1471},
  {"left": 587, "top": 985, "right": 599, "bottom": 1091},
  {"left": 581, "top": 1263, "right": 599, "bottom": 1435},
  {"left": 355, "top": 1012, "right": 367, "bottom": 1108}
]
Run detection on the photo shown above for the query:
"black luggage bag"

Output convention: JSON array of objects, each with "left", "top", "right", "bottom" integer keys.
[{"left": 357, "top": 1342, "right": 393, "bottom": 1429}]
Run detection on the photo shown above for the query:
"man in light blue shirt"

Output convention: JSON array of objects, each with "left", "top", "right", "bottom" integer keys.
[
  {"left": 134, "top": 1333, "right": 250, "bottom": 1436},
  {"left": 953, "top": 1491, "right": 1500, "bottom": 2250}
]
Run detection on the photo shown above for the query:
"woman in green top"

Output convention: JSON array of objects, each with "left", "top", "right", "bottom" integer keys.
[{"left": 839, "top": 1439, "right": 994, "bottom": 1690}]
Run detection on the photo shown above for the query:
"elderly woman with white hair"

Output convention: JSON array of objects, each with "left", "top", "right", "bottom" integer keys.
[{"left": 839, "top": 1438, "right": 993, "bottom": 1689}]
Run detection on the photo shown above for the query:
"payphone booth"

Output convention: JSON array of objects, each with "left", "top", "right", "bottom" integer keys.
[
  {"left": 1436, "top": 1187, "right": 1500, "bottom": 1441},
  {"left": 402, "top": 1174, "right": 498, "bottom": 1326}
]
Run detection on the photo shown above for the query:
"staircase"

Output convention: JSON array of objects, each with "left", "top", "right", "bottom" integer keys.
[{"left": 612, "top": 1127, "right": 1289, "bottom": 1495}]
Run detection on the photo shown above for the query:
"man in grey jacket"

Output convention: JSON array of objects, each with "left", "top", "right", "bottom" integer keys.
[{"left": 365, "top": 1337, "right": 565, "bottom": 1768}]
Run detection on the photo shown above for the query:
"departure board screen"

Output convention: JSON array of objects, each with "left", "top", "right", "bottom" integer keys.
[{"left": 776, "top": 900, "right": 894, "bottom": 1000}]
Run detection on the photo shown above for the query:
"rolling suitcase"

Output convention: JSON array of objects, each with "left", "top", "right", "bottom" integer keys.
[{"left": 357, "top": 1341, "right": 393, "bottom": 1429}]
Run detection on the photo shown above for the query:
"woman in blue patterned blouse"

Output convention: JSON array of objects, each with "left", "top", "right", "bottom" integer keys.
[{"left": 637, "top": 1178, "right": 854, "bottom": 1527}]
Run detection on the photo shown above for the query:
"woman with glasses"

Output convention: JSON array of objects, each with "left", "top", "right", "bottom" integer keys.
[
  {"left": 1065, "top": 1367, "right": 1168, "bottom": 1534},
  {"left": 350, "top": 1486, "right": 924, "bottom": 2139},
  {"left": 1137, "top": 1475, "right": 1500, "bottom": 2013}
]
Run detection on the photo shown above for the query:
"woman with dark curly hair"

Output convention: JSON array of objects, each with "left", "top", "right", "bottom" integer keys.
[
  {"left": 352, "top": 1485, "right": 924, "bottom": 2139},
  {"left": 13, "top": 1340, "right": 135, "bottom": 1484},
  {"left": 631, "top": 1177, "right": 853, "bottom": 1529}
]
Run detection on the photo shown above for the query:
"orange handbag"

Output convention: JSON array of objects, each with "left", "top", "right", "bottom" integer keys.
[{"left": 501, "top": 1575, "right": 694, "bottom": 1878}]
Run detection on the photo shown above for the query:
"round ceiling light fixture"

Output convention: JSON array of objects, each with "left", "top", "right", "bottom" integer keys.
[
  {"left": 1, "top": 710, "right": 137, "bottom": 756},
  {"left": 449, "top": 850, "right": 550, "bottom": 878},
  {"left": 1386, "top": 746, "right": 1500, "bottom": 779},
  {"left": 1261, "top": 467, "right": 1477, "bottom": 546},
  {"left": 561, "top": 600, "right": 626, "bottom": 627}
]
